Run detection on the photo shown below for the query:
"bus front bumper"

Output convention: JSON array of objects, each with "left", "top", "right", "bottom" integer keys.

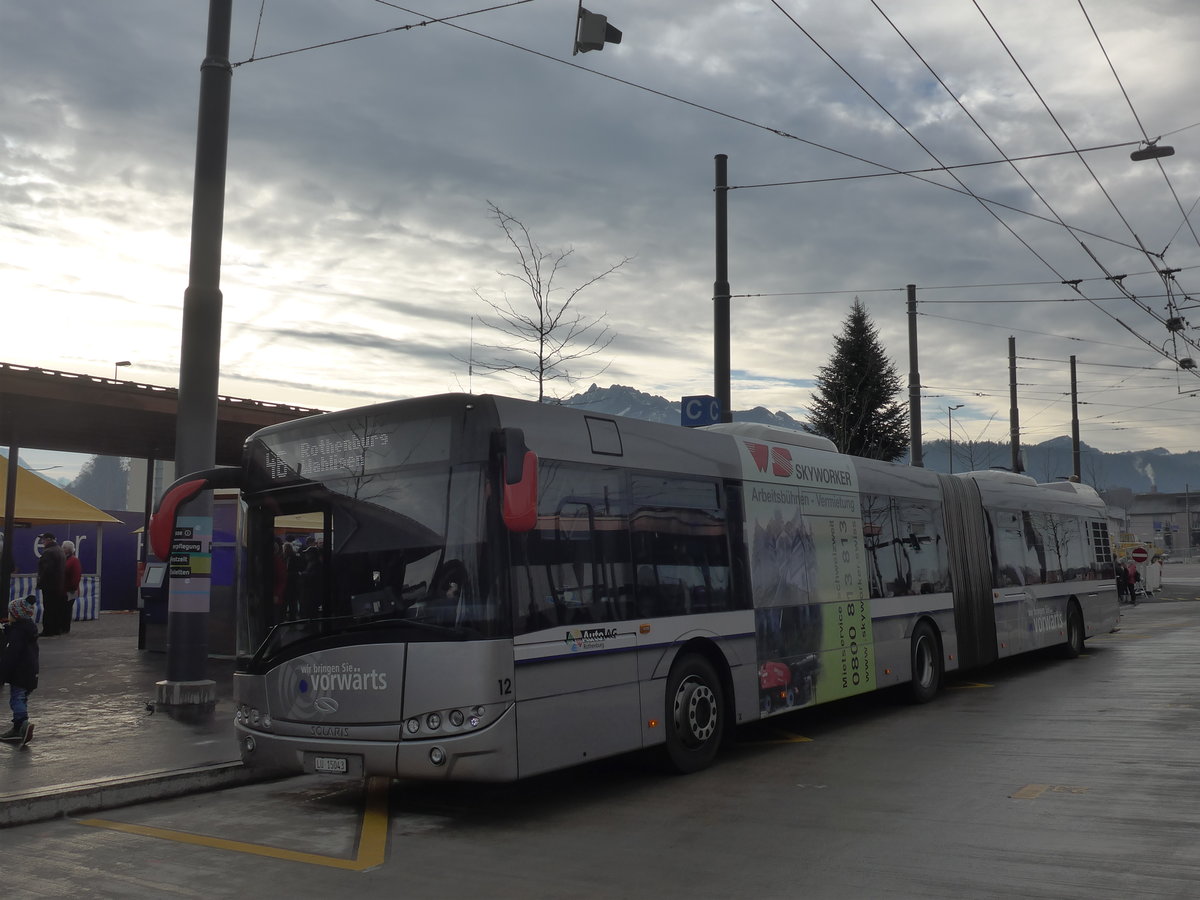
[{"left": 235, "top": 707, "right": 518, "bottom": 782}]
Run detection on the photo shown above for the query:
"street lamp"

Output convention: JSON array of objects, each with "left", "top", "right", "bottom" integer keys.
[
  {"left": 947, "top": 405, "right": 963, "bottom": 474},
  {"left": 113, "top": 360, "right": 131, "bottom": 380}
]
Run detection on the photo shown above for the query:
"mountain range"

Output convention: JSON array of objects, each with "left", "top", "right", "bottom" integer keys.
[{"left": 560, "top": 384, "right": 1200, "bottom": 495}]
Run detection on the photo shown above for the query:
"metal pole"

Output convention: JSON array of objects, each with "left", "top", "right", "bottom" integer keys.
[
  {"left": 160, "top": 0, "right": 233, "bottom": 709},
  {"left": 1, "top": 443, "right": 19, "bottom": 610},
  {"left": 947, "top": 405, "right": 962, "bottom": 474},
  {"left": 1070, "top": 355, "right": 1081, "bottom": 482},
  {"left": 1009, "top": 336, "right": 1022, "bottom": 473},
  {"left": 907, "top": 285, "right": 923, "bottom": 467},
  {"left": 714, "top": 154, "right": 732, "bottom": 424}
]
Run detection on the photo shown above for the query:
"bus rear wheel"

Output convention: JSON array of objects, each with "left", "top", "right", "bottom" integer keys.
[
  {"left": 664, "top": 654, "right": 725, "bottom": 774},
  {"left": 909, "top": 622, "right": 941, "bottom": 704}
]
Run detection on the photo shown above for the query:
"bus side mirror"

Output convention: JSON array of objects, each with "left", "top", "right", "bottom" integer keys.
[
  {"left": 502, "top": 450, "right": 538, "bottom": 533},
  {"left": 497, "top": 428, "right": 537, "bottom": 532}
]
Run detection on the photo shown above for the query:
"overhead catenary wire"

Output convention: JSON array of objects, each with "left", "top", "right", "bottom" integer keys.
[
  {"left": 764, "top": 1, "right": 1200, "bottom": 378},
  {"left": 731, "top": 140, "right": 1143, "bottom": 186},
  {"left": 233, "top": 2, "right": 1199, "bottom": 448},
  {"left": 232, "top": 0, "right": 539, "bottom": 66},
  {"left": 242, "top": 0, "right": 1163, "bottom": 260},
  {"left": 968, "top": 0, "right": 1200, "bottom": 368},
  {"left": 870, "top": 1, "right": 1200, "bottom": 374},
  {"left": 1077, "top": 0, "right": 1200, "bottom": 254}
]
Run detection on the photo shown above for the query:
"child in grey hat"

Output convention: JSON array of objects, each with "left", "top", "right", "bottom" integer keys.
[{"left": 0, "top": 595, "right": 40, "bottom": 746}]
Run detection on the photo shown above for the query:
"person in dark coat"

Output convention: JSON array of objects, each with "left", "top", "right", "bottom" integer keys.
[
  {"left": 1115, "top": 557, "right": 1130, "bottom": 604},
  {"left": 0, "top": 595, "right": 40, "bottom": 746},
  {"left": 36, "top": 532, "right": 68, "bottom": 637}
]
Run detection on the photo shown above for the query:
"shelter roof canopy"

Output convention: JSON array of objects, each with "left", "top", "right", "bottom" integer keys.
[{"left": 0, "top": 455, "right": 121, "bottom": 525}]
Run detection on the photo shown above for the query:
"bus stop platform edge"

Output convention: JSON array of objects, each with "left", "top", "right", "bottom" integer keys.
[{"left": 0, "top": 612, "right": 286, "bottom": 827}]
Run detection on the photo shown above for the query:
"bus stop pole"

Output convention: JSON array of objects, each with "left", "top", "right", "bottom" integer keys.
[{"left": 158, "top": 0, "right": 233, "bottom": 710}]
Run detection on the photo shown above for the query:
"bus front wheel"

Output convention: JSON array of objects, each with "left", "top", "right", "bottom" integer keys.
[
  {"left": 664, "top": 654, "right": 725, "bottom": 774},
  {"left": 1059, "top": 602, "right": 1084, "bottom": 659},
  {"left": 909, "top": 622, "right": 941, "bottom": 704}
]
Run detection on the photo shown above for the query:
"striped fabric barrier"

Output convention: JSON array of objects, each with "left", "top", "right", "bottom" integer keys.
[{"left": 7, "top": 574, "right": 100, "bottom": 622}]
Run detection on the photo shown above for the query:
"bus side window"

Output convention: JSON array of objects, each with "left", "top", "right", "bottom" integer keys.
[
  {"left": 512, "top": 462, "right": 631, "bottom": 634},
  {"left": 631, "top": 475, "right": 731, "bottom": 617}
]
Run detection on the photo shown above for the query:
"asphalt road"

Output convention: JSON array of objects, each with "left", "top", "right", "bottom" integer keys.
[{"left": 9, "top": 597, "right": 1200, "bottom": 899}]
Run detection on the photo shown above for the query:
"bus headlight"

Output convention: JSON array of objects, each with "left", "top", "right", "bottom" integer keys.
[
  {"left": 426, "top": 712, "right": 441, "bottom": 730},
  {"left": 429, "top": 746, "right": 446, "bottom": 766},
  {"left": 406, "top": 718, "right": 420, "bottom": 734},
  {"left": 449, "top": 709, "right": 465, "bottom": 727}
]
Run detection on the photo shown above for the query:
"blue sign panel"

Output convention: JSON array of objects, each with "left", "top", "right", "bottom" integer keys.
[{"left": 681, "top": 395, "right": 721, "bottom": 427}]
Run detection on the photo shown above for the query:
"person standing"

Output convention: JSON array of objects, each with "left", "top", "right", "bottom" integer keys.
[
  {"left": 1126, "top": 559, "right": 1140, "bottom": 606},
  {"left": 36, "top": 532, "right": 67, "bottom": 637},
  {"left": 62, "top": 540, "right": 82, "bottom": 634},
  {"left": 0, "top": 595, "right": 39, "bottom": 746},
  {"left": 1115, "top": 557, "right": 1130, "bottom": 605}
]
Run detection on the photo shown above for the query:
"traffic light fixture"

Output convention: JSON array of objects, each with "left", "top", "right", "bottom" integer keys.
[{"left": 574, "top": 6, "right": 622, "bottom": 54}]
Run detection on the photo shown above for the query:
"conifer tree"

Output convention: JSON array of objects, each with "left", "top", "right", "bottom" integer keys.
[{"left": 806, "top": 298, "right": 909, "bottom": 460}]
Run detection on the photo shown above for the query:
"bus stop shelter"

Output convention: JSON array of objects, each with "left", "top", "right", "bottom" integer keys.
[{"left": 0, "top": 453, "right": 122, "bottom": 619}]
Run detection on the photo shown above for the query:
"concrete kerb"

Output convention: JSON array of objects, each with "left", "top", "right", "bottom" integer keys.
[{"left": 0, "top": 762, "right": 292, "bottom": 828}]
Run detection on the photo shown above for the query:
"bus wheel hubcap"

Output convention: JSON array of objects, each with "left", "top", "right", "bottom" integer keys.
[{"left": 675, "top": 679, "right": 717, "bottom": 745}]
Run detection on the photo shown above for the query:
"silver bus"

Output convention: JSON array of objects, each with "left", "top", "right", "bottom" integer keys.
[{"left": 150, "top": 393, "right": 1120, "bottom": 781}]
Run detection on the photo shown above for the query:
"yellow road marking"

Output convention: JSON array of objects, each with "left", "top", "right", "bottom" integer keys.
[
  {"left": 947, "top": 681, "right": 993, "bottom": 690},
  {"left": 764, "top": 728, "right": 813, "bottom": 744},
  {"left": 743, "top": 727, "right": 813, "bottom": 745},
  {"left": 1010, "top": 783, "right": 1088, "bottom": 799},
  {"left": 1010, "top": 784, "right": 1049, "bottom": 800},
  {"left": 79, "top": 776, "right": 391, "bottom": 871}
]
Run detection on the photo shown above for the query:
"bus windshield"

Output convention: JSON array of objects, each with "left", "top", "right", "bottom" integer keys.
[{"left": 241, "top": 461, "right": 504, "bottom": 663}]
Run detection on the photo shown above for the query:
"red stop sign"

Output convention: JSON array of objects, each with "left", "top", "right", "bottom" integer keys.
[{"left": 1131, "top": 546, "right": 1149, "bottom": 564}]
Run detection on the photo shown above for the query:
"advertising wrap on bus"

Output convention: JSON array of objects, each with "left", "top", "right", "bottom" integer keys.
[{"left": 737, "top": 439, "right": 876, "bottom": 713}]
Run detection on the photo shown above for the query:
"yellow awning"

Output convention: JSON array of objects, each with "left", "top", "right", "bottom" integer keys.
[{"left": 0, "top": 456, "right": 122, "bottom": 525}]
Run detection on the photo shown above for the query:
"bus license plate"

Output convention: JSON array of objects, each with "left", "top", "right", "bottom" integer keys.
[{"left": 314, "top": 756, "right": 348, "bottom": 775}]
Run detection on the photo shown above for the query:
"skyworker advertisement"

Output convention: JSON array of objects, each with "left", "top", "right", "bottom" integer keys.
[{"left": 736, "top": 439, "right": 876, "bottom": 714}]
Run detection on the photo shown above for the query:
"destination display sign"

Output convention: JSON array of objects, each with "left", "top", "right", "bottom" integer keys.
[{"left": 256, "top": 414, "right": 452, "bottom": 483}]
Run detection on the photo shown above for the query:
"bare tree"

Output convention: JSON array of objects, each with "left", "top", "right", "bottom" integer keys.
[
  {"left": 464, "top": 202, "right": 631, "bottom": 402},
  {"left": 957, "top": 413, "right": 1001, "bottom": 474}
]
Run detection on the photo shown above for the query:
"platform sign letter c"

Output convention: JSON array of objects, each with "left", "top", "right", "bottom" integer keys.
[{"left": 681, "top": 394, "right": 720, "bottom": 427}]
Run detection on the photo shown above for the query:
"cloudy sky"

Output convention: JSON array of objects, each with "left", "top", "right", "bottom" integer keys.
[{"left": 4, "top": 0, "right": 1199, "bottom": 480}]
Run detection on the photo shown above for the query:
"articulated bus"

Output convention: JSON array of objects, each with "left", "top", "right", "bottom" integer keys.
[{"left": 150, "top": 393, "right": 1120, "bottom": 781}]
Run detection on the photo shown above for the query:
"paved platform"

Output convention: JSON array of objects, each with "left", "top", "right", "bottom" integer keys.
[
  {"left": 0, "top": 611, "right": 277, "bottom": 827},
  {"left": 2, "top": 573, "right": 1195, "bottom": 829}
]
